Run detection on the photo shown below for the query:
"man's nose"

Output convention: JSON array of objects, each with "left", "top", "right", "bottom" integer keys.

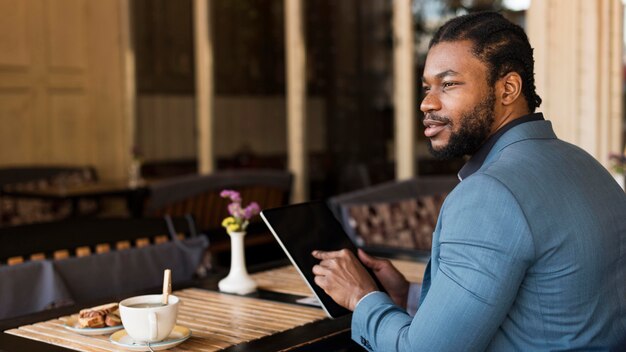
[{"left": 420, "top": 92, "right": 441, "bottom": 113}]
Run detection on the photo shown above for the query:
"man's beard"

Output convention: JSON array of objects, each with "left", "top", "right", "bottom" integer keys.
[{"left": 426, "top": 93, "right": 496, "bottom": 160}]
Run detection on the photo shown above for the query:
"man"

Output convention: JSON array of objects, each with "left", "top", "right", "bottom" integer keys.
[{"left": 312, "top": 12, "right": 626, "bottom": 351}]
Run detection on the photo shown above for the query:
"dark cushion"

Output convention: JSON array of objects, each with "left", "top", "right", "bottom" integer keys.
[
  {"left": 54, "top": 236, "right": 208, "bottom": 303},
  {"left": 0, "top": 260, "right": 73, "bottom": 320}
]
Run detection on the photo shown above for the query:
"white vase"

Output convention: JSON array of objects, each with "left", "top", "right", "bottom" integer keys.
[
  {"left": 218, "top": 231, "right": 257, "bottom": 295},
  {"left": 128, "top": 159, "right": 142, "bottom": 188}
]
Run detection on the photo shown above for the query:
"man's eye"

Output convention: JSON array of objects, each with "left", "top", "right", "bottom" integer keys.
[
  {"left": 442, "top": 82, "right": 457, "bottom": 88},
  {"left": 422, "top": 86, "right": 431, "bottom": 92}
]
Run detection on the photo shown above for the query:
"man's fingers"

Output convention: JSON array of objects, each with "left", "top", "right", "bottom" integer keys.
[
  {"left": 314, "top": 275, "right": 326, "bottom": 289},
  {"left": 358, "top": 248, "right": 383, "bottom": 270},
  {"left": 312, "top": 250, "right": 341, "bottom": 260},
  {"left": 311, "top": 250, "right": 327, "bottom": 259},
  {"left": 312, "top": 264, "right": 330, "bottom": 276},
  {"left": 357, "top": 249, "right": 373, "bottom": 264}
]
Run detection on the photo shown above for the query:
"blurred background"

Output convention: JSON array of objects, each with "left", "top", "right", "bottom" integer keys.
[
  {"left": 0, "top": 0, "right": 624, "bottom": 204},
  {"left": 2, "top": 2, "right": 624, "bottom": 339}
]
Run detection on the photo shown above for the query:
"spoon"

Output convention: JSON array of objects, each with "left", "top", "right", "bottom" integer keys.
[
  {"left": 132, "top": 341, "right": 155, "bottom": 352},
  {"left": 161, "top": 269, "right": 171, "bottom": 306}
]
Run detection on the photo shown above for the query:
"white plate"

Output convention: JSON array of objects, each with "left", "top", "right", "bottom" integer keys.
[
  {"left": 63, "top": 316, "right": 123, "bottom": 336},
  {"left": 109, "top": 325, "right": 191, "bottom": 351}
]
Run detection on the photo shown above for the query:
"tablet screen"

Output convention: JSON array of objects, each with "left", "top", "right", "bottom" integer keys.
[{"left": 261, "top": 201, "right": 384, "bottom": 318}]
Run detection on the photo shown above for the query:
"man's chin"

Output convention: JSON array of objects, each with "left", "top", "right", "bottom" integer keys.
[{"left": 427, "top": 141, "right": 463, "bottom": 160}]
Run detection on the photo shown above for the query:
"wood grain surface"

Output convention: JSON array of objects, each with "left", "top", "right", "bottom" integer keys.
[
  {"left": 4, "top": 260, "right": 425, "bottom": 351},
  {"left": 252, "top": 259, "right": 426, "bottom": 297},
  {"left": 5, "top": 288, "right": 326, "bottom": 352}
]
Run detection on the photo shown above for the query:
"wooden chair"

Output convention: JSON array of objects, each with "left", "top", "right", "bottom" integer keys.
[
  {"left": 144, "top": 169, "right": 292, "bottom": 267},
  {"left": 327, "top": 176, "right": 459, "bottom": 259}
]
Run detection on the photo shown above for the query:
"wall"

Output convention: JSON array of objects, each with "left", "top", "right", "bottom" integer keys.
[
  {"left": 0, "top": 0, "right": 132, "bottom": 179},
  {"left": 527, "top": 0, "right": 623, "bottom": 168},
  {"left": 136, "top": 95, "right": 326, "bottom": 161}
]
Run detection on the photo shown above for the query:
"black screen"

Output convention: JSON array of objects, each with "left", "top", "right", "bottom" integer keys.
[{"left": 261, "top": 201, "right": 384, "bottom": 318}]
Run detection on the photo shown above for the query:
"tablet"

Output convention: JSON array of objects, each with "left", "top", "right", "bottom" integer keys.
[{"left": 260, "top": 201, "right": 384, "bottom": 318}]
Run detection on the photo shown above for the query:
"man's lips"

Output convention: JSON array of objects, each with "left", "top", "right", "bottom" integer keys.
[{"left": 423, "top": 119, "right": 448, "bottom": 137}]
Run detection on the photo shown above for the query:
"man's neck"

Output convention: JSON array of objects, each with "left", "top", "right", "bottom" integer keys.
[{"left": 489, "top": 108, "right": 531, "bottom": 138}]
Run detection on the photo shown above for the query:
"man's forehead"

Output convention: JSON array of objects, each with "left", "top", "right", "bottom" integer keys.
[
  {"left": 423, "top": 40, "right": 484, "bottom": 79},
  {"left": 421, "top": 69, "right": 460, "bottom": 82}
]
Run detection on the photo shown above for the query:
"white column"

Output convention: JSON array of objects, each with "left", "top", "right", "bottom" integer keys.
[
  {"left": 119, "top": 0, "right": 136, "bottom": 174},
  {"left": 285, "top": 0, "right": 307, "bottom": 202},
  {"left": 393, "top": 0, "right": 415, "bottom": 180},
  {"left": 527, "top": 0, "right": 623, "bottom": 168},
  {"left": 193, "top": 0, "right": 215, "bottom": 174}
]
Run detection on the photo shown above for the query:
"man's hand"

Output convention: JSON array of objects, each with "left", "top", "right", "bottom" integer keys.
[
  {"left": 312, "top": 249, "right": 378, "bottom": 311},
  {"left": 357, "top": 249, "right": 410, "bottom": 308}
]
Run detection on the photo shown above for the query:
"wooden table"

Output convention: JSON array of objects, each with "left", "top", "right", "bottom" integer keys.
[
  {"left": 1, "top": 180, "right": 149, "bottom": 217},
  {"left": 0, "top": 260, "right": 426, "bottom": 351}
]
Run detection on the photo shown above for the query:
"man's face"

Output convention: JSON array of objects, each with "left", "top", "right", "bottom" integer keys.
[{"left": 420, "top": 40, "right": 496, "bottom": 159}]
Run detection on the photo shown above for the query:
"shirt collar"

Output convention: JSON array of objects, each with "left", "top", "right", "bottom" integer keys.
[{"left": 458, "top": 112, "right": 545, "bottom": 181}]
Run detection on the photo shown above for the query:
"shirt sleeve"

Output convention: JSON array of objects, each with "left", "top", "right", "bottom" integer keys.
[
  {"left": 406, "top": 283, "right": 421, "bottom": 317},
  {"left": 355, "top": 290, "right": 382, "bottom": 310},
  {"left": 354, "top": 283, "right": 419, "bottom": 319},
  {"left": 351, "top": 175, "right": 535, "bottom": 351}
]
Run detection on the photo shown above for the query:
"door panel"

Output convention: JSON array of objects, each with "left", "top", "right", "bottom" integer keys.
[{"left": 0, "top": 0, "right": 130, "bottom": 179}]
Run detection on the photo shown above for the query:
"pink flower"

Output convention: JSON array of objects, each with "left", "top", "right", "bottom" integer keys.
[
  {"left": 220, "top": 189, "right": 261, "bottom": 231},
  {"left": 243, "top": 202, "right": 260, "bottom": 219},
  {"left": 220, "top": 189, "right": 241, "bottom": 202},
  {"left": 228, "top": 202, "right": 242, "bottom": 218},
  {"left": 609, "top": 153, "right": 626, "bottom": 163}
]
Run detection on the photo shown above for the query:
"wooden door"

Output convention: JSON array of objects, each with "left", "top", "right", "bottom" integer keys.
[{"left": 0, "top": 0, "right": 132, "bottom": 179}]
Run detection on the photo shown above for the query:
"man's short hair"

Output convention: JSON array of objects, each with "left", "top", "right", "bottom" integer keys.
[{"left": 429, "top": 12, "right": 542, "bottom": 112}]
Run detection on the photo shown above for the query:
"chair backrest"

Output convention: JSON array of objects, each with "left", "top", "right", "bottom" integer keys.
[
  {"left": 145, "top": 169, "right": 293, "bottom": 232},
  {"left": 0, "top": 216, "right": 196, "bottom": 265},
  {"left": 327, "top": 176, "right": 459, "bottom": 257}
]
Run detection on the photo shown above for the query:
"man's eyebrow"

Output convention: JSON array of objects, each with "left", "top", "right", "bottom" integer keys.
[{"left": 422, "top": 69, "right": 460, "bottom": 83}]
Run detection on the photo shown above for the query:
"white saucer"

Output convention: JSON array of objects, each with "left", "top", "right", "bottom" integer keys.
[
  {"left": 63, "top": 316, "right": 123, "bottom": 336},
  {"left": 109, "top": 325, "right": 191, "bottom": 351}
]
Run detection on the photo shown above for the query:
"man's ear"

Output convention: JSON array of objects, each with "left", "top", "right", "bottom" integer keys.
[{"left": 499, "top": 72, "right": 523, "bottom": 106}]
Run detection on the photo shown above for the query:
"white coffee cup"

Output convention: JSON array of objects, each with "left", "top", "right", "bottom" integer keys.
[{"left": 119, "top": 294, "right": 180, "bottom": 343}]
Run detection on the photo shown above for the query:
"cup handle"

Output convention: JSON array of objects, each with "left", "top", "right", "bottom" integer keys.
[{"left": 148, "top": 311, "right": 157, "bottom": 341}]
